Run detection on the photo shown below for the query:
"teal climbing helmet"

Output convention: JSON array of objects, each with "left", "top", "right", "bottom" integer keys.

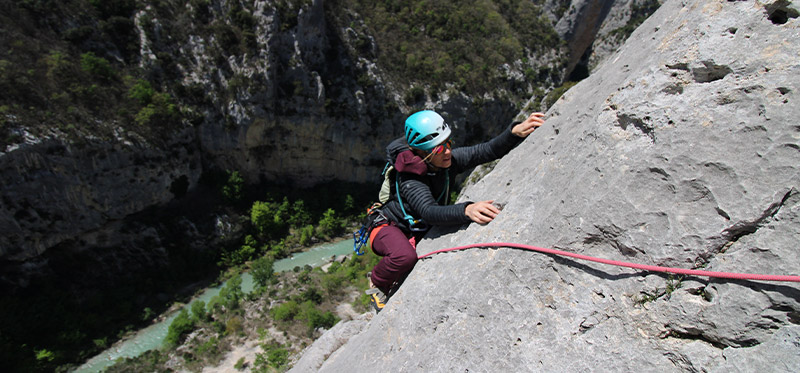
[{"left": 404, "top": 110, "right": 451, "bottom": 152}]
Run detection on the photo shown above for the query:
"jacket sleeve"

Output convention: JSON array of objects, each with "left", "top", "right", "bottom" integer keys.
[
  {"left": 451, "top": 122, "right": 524, "bottom": 173},
  {"left": 398, "top": 173, "right": 472, "bottom": 226}
]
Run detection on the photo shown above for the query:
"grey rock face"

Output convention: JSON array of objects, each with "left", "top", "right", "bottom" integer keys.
[
  {"left": 299, "top": 0, "right": 800, "bottom": 371},
  {"left": 555, "top": 0, "right": 618, "bottom": 74},
  {"left": 556, "top": 0, "right": 662, "bottom": 77}
]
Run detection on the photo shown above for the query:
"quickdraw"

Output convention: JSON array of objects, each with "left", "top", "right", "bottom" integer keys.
[{"left": 353, "top": 203, "right": 386, "bottom": 255}]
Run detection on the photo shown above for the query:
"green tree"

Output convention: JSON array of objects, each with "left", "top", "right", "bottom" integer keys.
[
  {"left": 80, "top": 52, "right": 115, "bottom": 80},
  {"left": 318, "top": 208, "right": 344, "bottom": 237},
  {"left": 289, "top": 199, "right": 312, "bottom": 228},
  {"left": 251, "top": 200, "right": 289, "bottom": 238},
  {"left": 209, "top": 275, "right": 243, "bottom": 314},
  {"left": 128, "top": 78, "right": 155, "bottom": 105},
  {"left": 343, "top": 194, "right": 356, "bottom": 215},
  {"left": 222, "top": 170, "right": 243, "bottom": 202},
  {"left": 251, "top": 255, "right": 275, "bottom": 288},
  {"left": 190, "top": 301, "right": 209, "bottom": 322},
  {"left": 134, "top": 92, "right": 178, "bottom": 126},
  {"left": 165, "top": 309, "right": 195, "bottom": 347},
  {"left": 299, "top": 224, "right": 315, "bottom": 246}
]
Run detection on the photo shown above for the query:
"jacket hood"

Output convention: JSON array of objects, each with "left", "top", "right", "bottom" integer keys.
[{"left": 386, "top": 137, "right": 428, "bottom": 175}]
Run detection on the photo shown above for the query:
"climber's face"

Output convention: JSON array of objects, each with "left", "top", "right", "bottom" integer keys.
[{"left": 428, "top": 144, "right": 452, "bottom": 169}]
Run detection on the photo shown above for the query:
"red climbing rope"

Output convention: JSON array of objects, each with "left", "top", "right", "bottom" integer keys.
[{"left": 417, "top": 242, "right": 800, "bottom": 283}]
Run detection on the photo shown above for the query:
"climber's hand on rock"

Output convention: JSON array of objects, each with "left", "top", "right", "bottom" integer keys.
[
  {"left": 466, "top": 200, "right": 500, "bottom": 224},
  {"left": 512, "top": 112, "right": 545, "bottom": 138}
]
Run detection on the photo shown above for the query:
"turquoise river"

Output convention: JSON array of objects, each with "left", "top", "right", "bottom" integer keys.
[{"left": 76, "top": 239, "right": 354, "bottom": 373}]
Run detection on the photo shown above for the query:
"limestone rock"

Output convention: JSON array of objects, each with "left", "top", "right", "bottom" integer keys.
[
  {"left": 300, "top": 0, "right": 800, "bottom": 371},
  {"left": 555, "top": 0, "right": 662, "bottom": 77}
]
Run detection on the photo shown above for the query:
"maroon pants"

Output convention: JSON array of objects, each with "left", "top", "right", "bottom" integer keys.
[{"left": 369, "top": 223, "right": 419, "bottom": 295}]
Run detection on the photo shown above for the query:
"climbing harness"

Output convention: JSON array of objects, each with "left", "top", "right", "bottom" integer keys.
[
  {"left": 418, "top": 242, "right": 800, "bottom": 283},
  {"left": 353, "top": 203, "right": 387, "bottom": 255},
  {"left": 353, "top": 163, "right": 450, "bottom": 254}
]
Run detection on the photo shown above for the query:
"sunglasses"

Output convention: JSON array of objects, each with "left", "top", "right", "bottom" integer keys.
[{"left": 430, "top": 139, "right": 453, "bottom": 155}]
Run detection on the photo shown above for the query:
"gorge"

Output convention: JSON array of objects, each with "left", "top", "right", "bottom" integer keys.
[{"left": 6, "top": 0, "right": 774, "bottom": 371}]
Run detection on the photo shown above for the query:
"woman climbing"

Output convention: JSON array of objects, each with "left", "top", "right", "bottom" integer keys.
[{"left": 365, "top": 110, "right": 545, "bottom": 312}]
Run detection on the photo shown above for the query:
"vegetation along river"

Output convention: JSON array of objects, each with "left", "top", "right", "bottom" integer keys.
[{"left": 76, "top": 239, "right": 354, "bottom": 373}]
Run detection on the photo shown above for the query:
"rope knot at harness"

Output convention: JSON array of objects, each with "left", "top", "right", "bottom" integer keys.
[{"left": 417, "top": 243, "right": 800, "bottom": 283}]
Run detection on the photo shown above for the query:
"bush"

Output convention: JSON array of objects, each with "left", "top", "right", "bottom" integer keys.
[
  {"left": 288, "top": 200, "right": 312, "bottom": 228},
  {"left": 165, "top": 309, "right": 195, "bottom": 347},
  {"left": 209, "top": 275, "right": 243, "bottom": 315},
  {"left": 321, "top": 275, "right": 344, "bottom": 295},
  {"left": 190, "top": 301, "right": 209, "bottom": 322},
  {"left": 299, "top": 286, "right": 323, "bottom": 304},
  {"left": 251, "top": 200, "right": 289, "bottom": 238},
  {"left": 269, "top": 240, "right": 289, "bottom": 258},
  {"left": 251, "top": 255, "right": 275, "bottom": 288},
  {"left": 271, "top": 300, "right": 299, "bottom": 321},
  {"left": 299, "top": 225, "right": 315, "bottom": 246},
  {"left": 134, "top": 92, "right": 178, "bottom": 126},
  {"left": 254, "top": 341, "right": 289, "bottom": 371},
  {"left": 225, "top": 316, "right": 243, "bottom": 335},
  {"left": 222, "top": 170, "right": 243, "bottom": 202},
  {"left": 327, "top": 261, "right": 342, "bottom": 274},
  {"left": 195, "top": 336, "right": 219, "bottom": 356},
  {"left": 128, "top": 79, "right": 155, "bottom": 105},
  {"left": 302, "top": 302, "right": 337, "bottom": 330},
  {"left": 80, "top": 52, "right": 115, "bottom": 80},
  {"left": 317, "top": 208, "right": 344, "bottom": 237}
]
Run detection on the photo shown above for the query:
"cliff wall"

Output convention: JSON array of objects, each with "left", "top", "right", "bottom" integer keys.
[
  {"left": 0, "top": 0, "right": 573, "bottom": 262},
  {"left": 296, "top": 0, "right": 800, "bottom": 371}
]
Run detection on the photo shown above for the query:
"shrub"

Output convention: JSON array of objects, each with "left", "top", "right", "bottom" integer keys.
[
  {"left": 44, "top": 51, "right": 71, "bottom": 80},
  {"left": 234, "top": 357, "right": 246, "bottom": 370},
  {"left": 299, "top": 224, "right": 315, "bottom": 246},
  {"left": 165, "top": 309, "right": 195, "bottom": 347},
  {"left": 254, "top": 341, "right": 289, "bottom": 370},
  {"left": 318, "top": 208, "right": 344, "bottom": 237},
  {"left": 321, "top": 274, "right": 344, "bottom": 295},
  {"left": 190, "top": 301, "right": 209, "bottom": 322},
  {"left": 271, "top": 300, "right": 299, "bottom": 321},
  {"left": 269, "top": 240, "right": 289, "bottom": 258},
  {"left": 327, "top": 261, "right": 342, "bottom": 274},
  {"left": 195, "top": 336, "right": 219, "bottom": 356},
  {"left": 251, "top": 255, "right": 275, "bottom": 288},
  {"left": 222, "top": 170, "right": 243, "bottom": 202},
  {"left": 35, "top": 349, "right": 56, "bottom": 363},
  {"left": 302, "top": 302, "right": 337, "bottom": 330},
  {"left": 225, "top": 316, "right": 243, "bottom": 335},
  {"left": 134, "top": 92, "right": 178, "bottom": 126},
  {"left": 300, "top": 286, "right": 323, "bottom": 304},
  {"left": 80, "top": 52, "right": 115, "bottom": 80},
  {"left": 288, "top": 200, "right": 312, "bottom": 228},
  {"left": 251, "top": 200, "right": 289, "bottom": 238},
  {"left": 128, "top": 79, "right": 155, "bottom": 105},
  {"left": 209, "top": 275, "right": 243, "bottom": 314}
]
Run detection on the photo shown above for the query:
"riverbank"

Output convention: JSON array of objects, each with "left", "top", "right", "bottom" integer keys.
[{"left": 78, "top": 237, "right": 365, "bottom": 372}]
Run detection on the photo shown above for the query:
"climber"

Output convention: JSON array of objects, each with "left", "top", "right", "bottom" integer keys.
[{"left": 365, "top": 110, "right": 545, "bottom": 312}]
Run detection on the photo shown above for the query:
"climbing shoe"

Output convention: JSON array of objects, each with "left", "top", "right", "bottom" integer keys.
[
  {"left": 366, "top": 272, "right": 387, "bottom": 313},
  {"left": 366, "top": 288, "right": 387, "bottom": 313}
]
